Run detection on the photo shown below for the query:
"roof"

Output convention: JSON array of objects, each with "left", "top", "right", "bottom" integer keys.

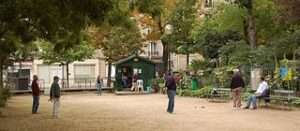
[{"left": 113, "top": 55, "right": 156, "bottom": 65}]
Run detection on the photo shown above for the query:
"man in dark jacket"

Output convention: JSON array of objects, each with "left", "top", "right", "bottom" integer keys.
[
  {"left": 49, "top": 76, "right": 61, "bottom": 118},
  {"left": 31, "top": 75, "right": 40, "bottom": 114},
  {"left": 165, "top": 72, "right": 177, "bottom": 113},
  {"left": 230, "top": 69, "right": 245, "bottom": 108}
]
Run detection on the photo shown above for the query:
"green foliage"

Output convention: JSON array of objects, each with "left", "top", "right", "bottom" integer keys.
[
  {"left": 213, "top": 67, "right": 233, "bottom": 88},
  {"left": 39, "top": 32, "right": 95, "bottom": 65},
  {"left": 181, "top": 89, "right": 194, "bottom": 96},
  {"left": 241, "top": 91, "right": 252, "bottom": 101},
  {"left": 189, "top": 60, "right": 209, "bottom": 72},
  {"left": 219, "top": 40, "right": 251, "bottom": 66},
  {"left": 194, "top": 85, "right": 214, "bottom": 98},
  {"left": 193, "top": 29, "right": 242, "bottom": 61},
  {"left": 292, "top": 97, "right": 300, "bottom": 107},
  {"left": 89, "top": 24, "right": 142, "bottom": 62},
  {"left": 135, "top": 0, "right": 163, "bottom": 17},
  {"left": 210, "top": 3, "right": 246, "bottom": 33},
  {"left": 270, "top": 26, "right": 300, "bottom": 59},
  {"left": 0, "top": 0, "right": 119, "bottom": 87},
  {"left": 165, "top": 0, "right": 198, "bottom": 54},
  {"left": 0, "top": 88, "right": 11, "bottom": 108},
  {"left": 180, "top": 85, "right": 213, "bottom": 98}
]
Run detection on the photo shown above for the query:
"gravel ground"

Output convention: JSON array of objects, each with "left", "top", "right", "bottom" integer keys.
[{"left": 1, "top": 92, "right": 300, "bottom": 131}]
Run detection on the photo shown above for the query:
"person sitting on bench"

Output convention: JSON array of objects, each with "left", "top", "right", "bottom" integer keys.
[{"left": 244, "top": 77, "right": 269, "bottom": 110}]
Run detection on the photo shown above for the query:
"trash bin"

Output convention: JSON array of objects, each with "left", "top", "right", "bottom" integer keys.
[{"left": 191, "top": 78, "right": 198, "bottom": 91}]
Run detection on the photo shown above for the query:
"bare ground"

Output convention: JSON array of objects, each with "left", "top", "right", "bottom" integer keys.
[{"left": 1, "top": 92, "right": 300, "bottom": 131}]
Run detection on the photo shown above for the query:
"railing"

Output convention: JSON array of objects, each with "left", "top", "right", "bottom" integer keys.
[
  {"left": 5, "top": 77, "right": 115, "bottom": 93},
  {"left": 60, "top": 78, "right": 96, "bottom": 89},
  {"left": 147, "top": 51, "right": 160, "bottom": 57}
]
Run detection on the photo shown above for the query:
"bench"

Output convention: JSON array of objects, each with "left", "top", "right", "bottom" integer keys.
[
  {"left": 265, "top": 90, "right": 297, "bottom": 109},
  {"left": 208, "top": 88, "right": 231, "bottom": 102}
]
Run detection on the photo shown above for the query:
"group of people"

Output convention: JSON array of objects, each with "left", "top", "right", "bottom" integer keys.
[
  {"left": 31, "top": 75, "right": 104, "bottom": 119},
  {"left": 31, "top": 75, "right": 61, "bottom": 118},
  {"left": 230, "top": 69, "right": 269, "bottom": 110},
  {"left": 29, "top": 69, "right": 269, "bottom": 119},
  {"left": 165, "top": 69, "right": 270, "bottom": 114},
  {"left": 121, "top": 73, "right": 140, "bottom": 92}
]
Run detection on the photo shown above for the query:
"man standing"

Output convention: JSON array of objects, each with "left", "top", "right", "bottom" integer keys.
[
  {"left": 49, "top": 76, "right": 61, "bottom": 118},
  {"left": 96, "top": 76, "right": 103, "bottom": 96},
  {"left": 244, "top": 77, "right": 269, "bottom": 109},
  {"left": 166, "top": 72, "right": 177, "bottom": 114},
  {"left": 31, "top": 75, "right": 40, "bottom": 114},
  {"left": 230, "top": 69, "right": 245, "bottom": 108}
]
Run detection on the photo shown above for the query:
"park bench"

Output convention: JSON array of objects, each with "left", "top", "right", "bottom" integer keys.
[
  {"left": 208, "top": 88, "right": 231, "bottom": 102},
  {"left": 265, "top": 89, "right": 298, "bottom": 110}
]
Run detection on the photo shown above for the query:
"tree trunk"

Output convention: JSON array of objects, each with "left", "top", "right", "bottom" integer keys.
[
  {"left": 18, "top": 60, "right": 22, "bottom": 78},
  {"left": 107, "top": 62, "right": 112, "bottom": 87},
  {"left": 66, "top": 62, "right": 70, "bottom": 88},
  {"left": 157, "top": 16, "right": 169, "bottom": 74},
  {"left": 186, "top": 53, "right": 190, "bottom": 70},
  {"left": 247, "top": 14, "right": 257, "bottom": 49},
  {"left": 19, "top": 60, "right": 22, "bottom": 70},
  {"left": 0, "top": 60, "right": 3, "bottom": 88},
  {"left": 61, "top": 63, "right": 65, "bottom": 88},
  {"left": 162, "top": 41, "right": 169, "bottom": 73}
]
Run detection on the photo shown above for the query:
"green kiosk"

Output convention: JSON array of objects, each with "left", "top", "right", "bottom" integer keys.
[{"left": 114, "top": 55, "right": 156, "bottom": 91}]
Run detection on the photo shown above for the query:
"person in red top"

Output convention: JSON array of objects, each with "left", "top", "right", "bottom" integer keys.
[{"left": 31, "top": 75, "right": 40, "bottom": 114}]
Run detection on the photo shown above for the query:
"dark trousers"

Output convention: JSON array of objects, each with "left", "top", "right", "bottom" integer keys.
[
  {"left": 32, "top": 96, "right": 40, "bottom": 113},
  {"left": 167, "top": 90, "right": 176, "bottom": 113}
]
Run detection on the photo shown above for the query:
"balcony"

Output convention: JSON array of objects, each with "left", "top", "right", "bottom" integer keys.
[{"left": 147, "top": 51, "right": 161, "bottom": 58}]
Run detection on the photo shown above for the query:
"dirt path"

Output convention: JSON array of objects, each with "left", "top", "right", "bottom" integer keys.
[{"left": 1, "top": 93, "right": 300, "bottom": 131}]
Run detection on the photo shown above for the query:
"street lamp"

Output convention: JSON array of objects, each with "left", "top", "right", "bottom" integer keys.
[
  {"left": 164, "top": 24, "right": 173, "bottom": 73},
  {"left": 165, "top": 24, "right": 173, "bottom": 35}
]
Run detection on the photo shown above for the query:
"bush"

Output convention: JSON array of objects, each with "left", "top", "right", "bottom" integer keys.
[
  {"left": 241, "top": 91, "right": 252, "bottom": 101},
  {"left": 180, "top": 86, "right": 213, "bottom": 98},
  {"left": 193, "top": 85, "right": 213, "bottom": 98},
  {"left": 0, "top": 88, "right": 11, "bottom": 108},
  {"left": 181, "top": 89, "right": 194, "bottom": 96},
  {"left": 292, "top": 97, "right": 300, "bottom": 107}
]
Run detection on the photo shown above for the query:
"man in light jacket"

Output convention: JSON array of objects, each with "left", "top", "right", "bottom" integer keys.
[
  {"left": 244, "top": 77, "right": 269, "bottom": 110},
  {"left": 49, "top": 76, "right": 61, "bottom": 118}
]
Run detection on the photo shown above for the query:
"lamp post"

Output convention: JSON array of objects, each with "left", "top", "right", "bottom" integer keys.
[{"left": 164, "top": 24, "right": 173, "bottom": 73}]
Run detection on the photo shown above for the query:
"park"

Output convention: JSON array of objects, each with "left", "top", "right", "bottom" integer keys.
[
  {"left": 1, "top": 0, "right": 300, "bottom": 131},
  {"left": 1, "top": 93, "right": 300, "bottom": 131}
]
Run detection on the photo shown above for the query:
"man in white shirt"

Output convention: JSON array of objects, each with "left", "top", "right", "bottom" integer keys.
[{"left": 244, "top": 77, "right": 269, "bottom": 109}]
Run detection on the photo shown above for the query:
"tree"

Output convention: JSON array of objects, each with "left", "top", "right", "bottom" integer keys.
[
  {"left": 131, "top": 0, "right": 176, "bottom": 73},
  {"left": 88, "top": 22, "right": 142, "bottom": 87},
  {"left": 276, "top": 0, "right": 300, "bottom": 25},
  {"left": 87, "top": 0, "right": 143, "bottom": 87},
  {"left": 236, "top": 0, "right": 257, "bottom": 48},
  {"left": 12, "top": 42, "right": 38, "bottom": 71},
  {"left": 39, "top": 33, "right": 94, "bottom": 88},
  {"left": 165, "top": 0, "right": 198, "bottom": 68},
  {"left": 0, "top": 0, "right": 115, "bottom": 87},
  {"left": 270, "top": 26, "right": 300, "bottom": 60},
  {"left": 193, "top": 29, "right": 242, "bottom": 66},
  {"left": 192, "top": 0, "right": 281, "bottom": 65}
]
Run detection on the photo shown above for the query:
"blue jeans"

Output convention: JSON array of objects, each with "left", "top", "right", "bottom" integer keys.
[
  {"left": 96, "top": 83, "right": 102, "bottom": 95},
  {"left": 32, "top": 96, "right": 40, "bottom": 113},
  {"left": 167, "top": 90, "right": 176, "bottom": 113},
  {"left": 246, "top": 95, "right": 258, "bottom": 108}
]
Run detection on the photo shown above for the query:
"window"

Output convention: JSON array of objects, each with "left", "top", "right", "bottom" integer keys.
[
  {"left": 205, "top": 0, "right": 213, "bottom": 8},
  {"left": 37, "top": 65, "right": 62, "bottom": 84},
  {"left": 148, "top": 41, "right": 158, "bottom": 56},
  {"left": 74, "top": 64, "right": 95, "bottom": 80}
]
